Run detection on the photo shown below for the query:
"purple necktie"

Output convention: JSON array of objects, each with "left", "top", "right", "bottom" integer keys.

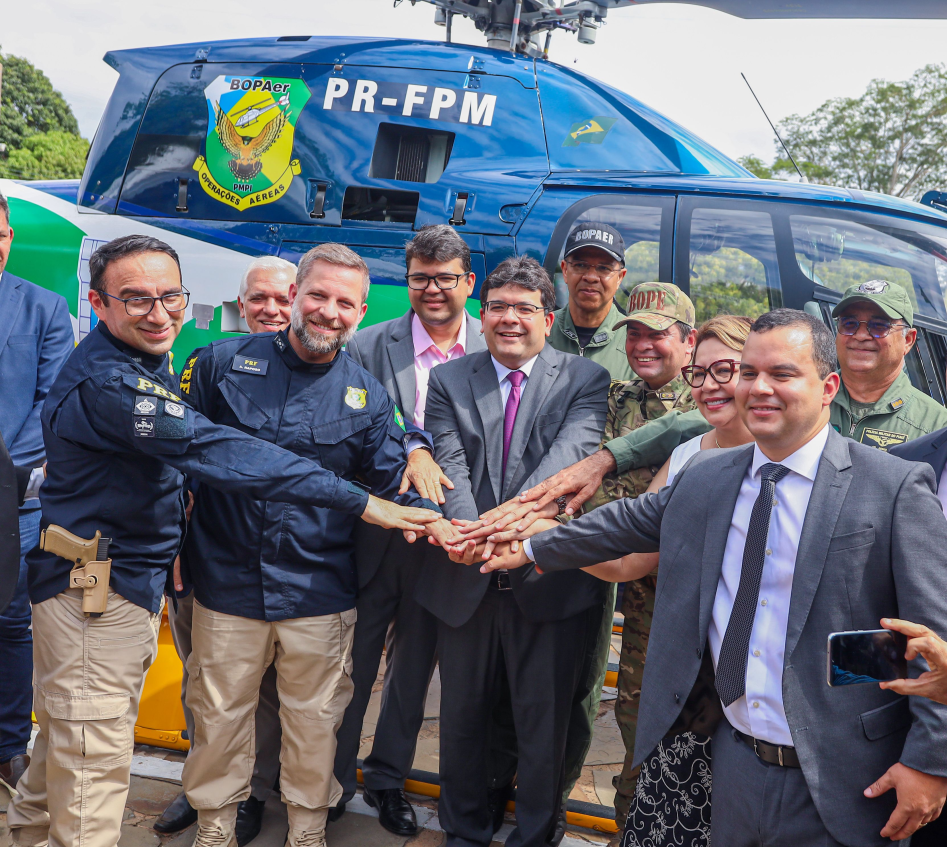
[{"left": 502, "top": 370, "right": 525, "bottom": 480}]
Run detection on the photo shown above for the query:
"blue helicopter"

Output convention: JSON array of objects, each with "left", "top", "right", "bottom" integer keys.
[{"left": 6, "top": 0, "right": 947, "bottom": 406}]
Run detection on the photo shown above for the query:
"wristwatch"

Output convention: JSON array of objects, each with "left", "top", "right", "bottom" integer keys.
[{"left": 556, "top": 495, "right": 568, "bottom": 515}]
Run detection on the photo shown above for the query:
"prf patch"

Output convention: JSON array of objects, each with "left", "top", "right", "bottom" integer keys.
[
  {"left": 179, "top": 353, "right": 200, "bottom": 395},
  {"left": 861, "top": 428, "right": 908, "bottom": 450},
  {"left": 134, "top": 399, "right": 188, "bottom": 439},
  {"left": 345, "top": 386, "right": 367, "bottom": 409},
  {"left": 124, "top": 374, "right": 182, "bottom": 403},
  {"left": 232, "top": 355, "right": 269, "bottom": 375}
]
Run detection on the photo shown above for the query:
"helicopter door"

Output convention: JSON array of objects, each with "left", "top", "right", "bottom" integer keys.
[{"left": 277, "top": 236, "right": 486, "bottom": 328}]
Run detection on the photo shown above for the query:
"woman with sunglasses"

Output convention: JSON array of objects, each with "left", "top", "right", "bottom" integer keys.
[{"left": 582, "top": 315, "right": 754, "bottom": 847}]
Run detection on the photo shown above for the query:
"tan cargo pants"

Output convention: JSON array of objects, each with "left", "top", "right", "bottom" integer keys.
[
  {"left": 7, "top": 588, "right": 162, "bottom": 847},
  {"left": 183, "top": 601, "right": 356, "bottom": 839}
]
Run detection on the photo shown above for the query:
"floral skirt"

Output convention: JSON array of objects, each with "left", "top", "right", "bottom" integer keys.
[{"left": 621, "top": 732, "right": 712, "bottom": 847}]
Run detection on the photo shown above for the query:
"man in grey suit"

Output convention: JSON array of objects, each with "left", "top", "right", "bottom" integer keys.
[
  {"left": 421, "top": 256, "right": 609, "bottom": 847},
  {"left": 333, "top": 225, "right": 485, "bottom": 836},
  {"left": 486, "top": 309, "right": 947, "bottom": 845}
]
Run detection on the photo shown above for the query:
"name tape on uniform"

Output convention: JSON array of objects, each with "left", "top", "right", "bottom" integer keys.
[
  {"left": 322, "top": 79, "right": 497, "bottom": 127},
  {"left": 233, "top": 355, "right": 269, "bottom": 375}
]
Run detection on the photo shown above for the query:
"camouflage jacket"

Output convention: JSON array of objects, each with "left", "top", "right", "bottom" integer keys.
[{"left": 583, "top": 374, "right": 698, "bottom": 512}]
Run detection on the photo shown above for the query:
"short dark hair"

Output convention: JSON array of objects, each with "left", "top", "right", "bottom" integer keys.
[
  {"left": 674, "top": 322, "right": 693, "bottom": 343},
  {"left": 89, "top": 235, "right": 182, "bottom": 302},
  {"left": 480, "top": 255, "right": 556, "bottom": 313},
  {"left": 0, "top": 191, "right": 9, "bottom": 226},
  {"left": 405, "top": 224, "right": 471, "bottom": 274},
  {"left": 750, "top": 308, "right": 837, "bottom": 379}
]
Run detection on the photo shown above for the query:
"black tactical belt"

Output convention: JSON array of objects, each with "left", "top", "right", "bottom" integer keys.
[{"left": 734, "top": 729, "right": 800, "bottom": 768}]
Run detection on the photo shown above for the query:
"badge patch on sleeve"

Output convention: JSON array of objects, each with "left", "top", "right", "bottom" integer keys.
[
  {"left": 155, "top": 400, "right": 188, "bottom": 438},
  {"left": 345, "top": 386, "right": 367, "bottom": 409},
  {"left": 135, "top": 397, "right": 157, "bottom": 416},
  {"left": 394, "top": 408, "right": 406, "bottom": 431},
  {"left": 232, "top": 355, "right": 269, "bottom": 375},
  {"left": 860, "top": 428, "right": 908, "bottom": 450},
  {"left": 134, "top": 417, "right": 155, "bottom": 437}
]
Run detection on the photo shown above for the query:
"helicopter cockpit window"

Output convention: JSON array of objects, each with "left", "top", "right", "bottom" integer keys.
[
  {"left": 790, "top": 214, "right": 947, "bottom": 322},
  {"left": 551, "top": 202, "right": 666, "bottom": 310},
  {"left": 687, "top": 208, "right": 782, "bottom": 324}
]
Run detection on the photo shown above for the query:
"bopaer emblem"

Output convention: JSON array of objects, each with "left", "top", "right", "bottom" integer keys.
[
  {"left": 857, "top": 280, "right": 889, "bottom": 294},
  {"left": 192, "top": 75, "right": 312, "bottom": 212},
  {"left": 345, "top": 386, "right": 367, "bottom": 410}
]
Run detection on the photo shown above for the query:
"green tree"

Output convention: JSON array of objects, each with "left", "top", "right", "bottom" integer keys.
[
  {"left": 0, "top": 131, "right": 89, "bottom": 179},
  {"left": 737, "top": 155, "right": 773, "bottom": 180},
  {"left": 743, "top": 64, "right": 947, "bottom": 200},
  {"left": 0, "top": 51, "right": 80, "bottom": 151}
]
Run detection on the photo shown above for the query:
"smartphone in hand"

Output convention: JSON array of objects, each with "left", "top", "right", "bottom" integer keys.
[{"left": 827, "top": 629, "right": 908, "bottom": 687}]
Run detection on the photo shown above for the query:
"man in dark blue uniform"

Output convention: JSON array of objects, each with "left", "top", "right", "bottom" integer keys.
[
  {"left": 6, "top": 235, "right": 438, "bottom": 847},
  {"left": 178, "top": 243, "right": 450, "bottom": 847}
]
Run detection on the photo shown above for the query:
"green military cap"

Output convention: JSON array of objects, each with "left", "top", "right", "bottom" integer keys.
[
  {"left": 831, "top": 280, "right": 914, "bottom": 327},
  {"left": 614, "top": 282, "right": 696, "bottom": 332}
]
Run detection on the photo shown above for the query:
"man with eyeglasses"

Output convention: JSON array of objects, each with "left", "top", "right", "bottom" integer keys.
[
  {"left": 829, "top": 280, "right": 947, "bottom": 447},
  {"left": 549, "top": 222, "right": 633, "bottom": 381},
  {"left": 420, "top": 255, "right": 609, "bottom": 847},
  {"left": 6, "top": 235, "right": 440, "bottom": 847},
  {"left": 332, "top": 224, "right": 487, "bottom": 837}
]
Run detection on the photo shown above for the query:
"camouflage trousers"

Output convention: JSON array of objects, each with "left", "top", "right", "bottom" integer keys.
[{"left": 612, "top": 575, "right": 656, "bottom": 829}]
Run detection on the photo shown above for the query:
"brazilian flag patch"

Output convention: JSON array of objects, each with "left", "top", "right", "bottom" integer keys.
[
  {"left": 394, "top": 408, "right": 406, "bottom": 431},
  {"left": 563, "top": 116, "right": 617, "bottom": 147}
]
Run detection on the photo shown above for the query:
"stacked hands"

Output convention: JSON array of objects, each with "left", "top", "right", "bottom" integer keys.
[{"left": 385, "top": 448, "right": 606, "bottom": 570}]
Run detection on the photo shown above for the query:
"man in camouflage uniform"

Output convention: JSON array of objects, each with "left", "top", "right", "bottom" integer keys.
[{"left": 579, "top": 282, "right": 697, "bottom": 830}]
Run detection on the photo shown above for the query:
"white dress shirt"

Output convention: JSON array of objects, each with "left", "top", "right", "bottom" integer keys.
[
  {"left": 492, "top": 353, "right": 539, "bottom": 405},
  {"left": 709, "top": 424, "right": 829, "bottom": 747}
]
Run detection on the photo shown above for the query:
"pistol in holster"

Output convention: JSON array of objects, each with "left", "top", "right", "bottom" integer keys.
[{"left": 40, "top": 526, "right": 112, "bottom": 617}]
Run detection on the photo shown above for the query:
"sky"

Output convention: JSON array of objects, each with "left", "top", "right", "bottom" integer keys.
[{"left": 6, "top": 1, "right": 947, "bottom": 166}]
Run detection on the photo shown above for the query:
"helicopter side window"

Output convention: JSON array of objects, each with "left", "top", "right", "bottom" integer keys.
[
  {"left": 686, "top": 207, "right": 782, "bottom": 325},
  {"left": 790, "top": 214, "right": 947, "bottom": 322},
  {"left": 550, "top": 202, "right": 669, "bottom": 310}
]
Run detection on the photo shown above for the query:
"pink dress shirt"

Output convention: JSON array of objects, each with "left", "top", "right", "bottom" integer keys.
[{"left": 411, "top": 311, "right": 468, "bottom": 429}]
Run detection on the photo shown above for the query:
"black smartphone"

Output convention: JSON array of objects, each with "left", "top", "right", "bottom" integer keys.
[{"left": 826, "top": 629, "right": 909, "bottom": 687}]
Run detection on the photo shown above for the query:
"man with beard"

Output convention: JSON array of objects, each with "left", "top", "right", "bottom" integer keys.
[{"left": 178, "top": 243, "right": 444, "bottom": 847}]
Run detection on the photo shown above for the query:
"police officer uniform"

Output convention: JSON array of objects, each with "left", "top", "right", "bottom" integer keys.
[
  {"left": 7, "top": 323, "right": 371, "bottom": 847},
  {"left": 178, "top": 329, "right": 437, "bottom": 846}
]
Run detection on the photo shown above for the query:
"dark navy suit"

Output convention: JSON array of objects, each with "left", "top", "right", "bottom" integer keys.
[{"left": 0, "top": 270, "right": 73, "bottom": 765}]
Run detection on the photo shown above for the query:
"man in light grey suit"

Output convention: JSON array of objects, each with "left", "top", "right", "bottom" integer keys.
[
  {"left": 421, "top": 256, "right": 610, "bottom": 847},
  {"left": 486, "top": 309, "right": 947, "bottom": 845},
  {"left": 333, "top": 226, "right": 486, "bottom": 836}
]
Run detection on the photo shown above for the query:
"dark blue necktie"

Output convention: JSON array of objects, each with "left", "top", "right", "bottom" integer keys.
[{"left": 715, "top": 462, "right": 790, "bottom": 707}]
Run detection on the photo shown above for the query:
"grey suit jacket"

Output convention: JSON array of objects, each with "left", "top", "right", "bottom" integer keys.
[
  {"left": 347, "top": 310, "right": 486, "bottom": 588},
  {"left": 890, "top": 425, "right": 947, "bottom": 483},
  {"left": 532, "top": 428, "right": 947, "bottom": 847},
  {"left": 417, "top": 345, "right": 610, "bottom": 628}
]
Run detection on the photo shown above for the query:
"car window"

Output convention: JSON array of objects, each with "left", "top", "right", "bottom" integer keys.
[
  {"left": 791, "top": 214, "right": 947, "bottom": 322},
  {"left": 687, "top": 207, "right": 782, "bottom": 324}
]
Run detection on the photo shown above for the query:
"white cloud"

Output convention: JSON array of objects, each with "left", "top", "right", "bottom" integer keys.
[{"left": 5, "top": 1, "right": 947, "bottom": 166}]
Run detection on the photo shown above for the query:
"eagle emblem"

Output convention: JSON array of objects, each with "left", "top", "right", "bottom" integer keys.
[
  {"left": 214, "top": 101, "right": 288, "bottom": 181},
  {"left": 193, "top": 75, "right": 311, "bottom": 212}
]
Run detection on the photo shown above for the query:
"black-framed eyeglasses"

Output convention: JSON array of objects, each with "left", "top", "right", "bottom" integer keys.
[
  {"left": 102, "top": 289, "right": 190, "bottom": 317},
  {"left": 483, "top": 301, "right": 546, "bottom": 318},
  {"left": 681, "top": 359, "right": 739, "bottom": 388},
  {"left": 835, "top": 316, "right": 908, "bottom": 339},
  {"left": 405, "top": 272, "right": 470, "bottom": 291},
  {"left": 564, "top": 259, "right": 623, "bottom": 277}
]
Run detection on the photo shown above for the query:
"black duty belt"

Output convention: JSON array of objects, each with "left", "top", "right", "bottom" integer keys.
[
  {"left": 734, "top": 729, "right": 800, "bottom": 768},
  {"left": 489, "top": 571, "right": 512, "bottom": 591}
]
